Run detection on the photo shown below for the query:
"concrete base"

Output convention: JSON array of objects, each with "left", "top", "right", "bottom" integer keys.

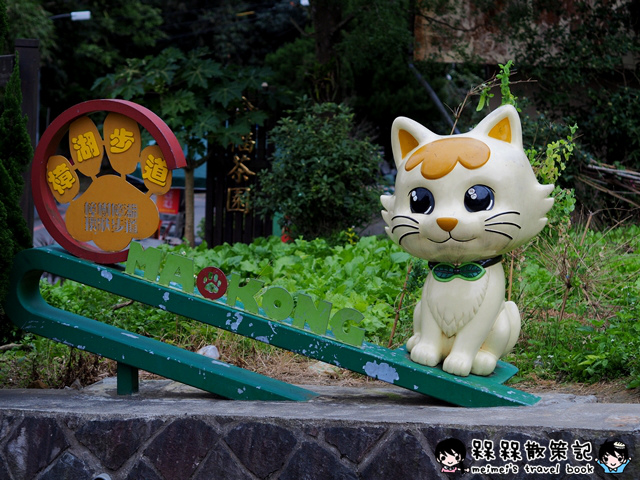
[{"left": 0, "top": 379, "right": 638, "bottom": 479}]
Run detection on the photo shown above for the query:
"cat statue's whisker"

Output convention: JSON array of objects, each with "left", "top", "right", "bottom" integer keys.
[
  {"left": 392, "top": 223, "right": 419, "bottom": 234},
  {"left": 484, "top": 229, "right": 514, "bottom": 240},
  {"left": 399, "top": 231, "right": 420, "bottom": 245},
  {"left": 485, "top": 211, "right": 520, "bottom": 221},
  {"left": 392, "top": 215, "right": 419, "bottom": 224},
  {"left": 485, "top": 221, "right": 521, "bottom": 229}
]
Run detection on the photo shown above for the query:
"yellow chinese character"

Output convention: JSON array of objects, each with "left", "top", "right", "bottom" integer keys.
[
  {"left": 227, "top": 187, "right": 250, "bottom": 212},
  {"left": 228, "top": 154, "right": 256, "bottom": 183},
  {"left": 47, "top": 164, "right": 76, "bottom": 194},
  {"left": 109, "top": 127, "right": 135, "bottom": 153},
  {"left": 237, "top": 133, "right": 255, "bottom": 153},
  {"left": 71, "top": 131, "right": 100, "bottom": 162},
  {"left": 142, "top": 154, "right": 169, "bottom": 187}
]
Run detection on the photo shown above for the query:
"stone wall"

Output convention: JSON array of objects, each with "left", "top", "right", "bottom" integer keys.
[{"left": 0, "top": 383, "right": 638, "bottom": 479}]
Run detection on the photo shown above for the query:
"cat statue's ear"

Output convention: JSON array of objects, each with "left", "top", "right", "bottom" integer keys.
[
  {"left": 471, "top": 104, "right": 523, "bottom": 149},
  {"left": 391, "top": 117, "right": 438, "bottom": 169}
]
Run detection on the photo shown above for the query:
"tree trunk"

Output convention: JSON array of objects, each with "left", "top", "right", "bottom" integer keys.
[
  {"left": 184, "top": 166, "right": 195, "bottom": 246},
  {"left": 310, "top": 0, "right": 343, "bottom": 66}
]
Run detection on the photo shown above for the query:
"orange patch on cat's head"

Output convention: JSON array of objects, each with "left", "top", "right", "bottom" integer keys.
[{"left": 405, "top": 138, "right": 490, "bottom": 179}]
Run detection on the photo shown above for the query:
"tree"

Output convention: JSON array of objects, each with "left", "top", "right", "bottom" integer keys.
[
  {"left": 93, "top": 47, "right": 269, "bottom": 246},
  {"left": 151, "top": 0, "right": 308, "bottom": 67},
  {"left": 296, "top": 0, "right": 416, "bottom": 104},
  {"left": 37, "top": 0, "right": 164, "bottom": 130},
  {"left": 254, "top": 100, "right": 383, "bottom": 238},
  {"left": 415, "top": 0, "right": 640, "bottom": 214},
  {"left": 0, "top": 1, "right": 34, "bottom": 342},
  {"left": 266, "top": 0, "right": 437, "bottom": 156},
  {"left": 38, "top": 0, "right": 307, "bottom": 128},
  {"left": 6, "top": 0, "right": 55, "bottom": 61}
]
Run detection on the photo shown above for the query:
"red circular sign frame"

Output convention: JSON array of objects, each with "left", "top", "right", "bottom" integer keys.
[{"left": 32, "top": 99, "right": 186, "bottom": 264}]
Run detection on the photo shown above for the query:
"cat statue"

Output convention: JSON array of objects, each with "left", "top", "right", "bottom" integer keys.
[{"left": 381, "top": 105, "right": 554, "bottom": 376}]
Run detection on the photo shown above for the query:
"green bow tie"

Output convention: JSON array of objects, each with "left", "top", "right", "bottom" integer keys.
[
  {"left": 428, "top": 256, "right": 503, "bottom": 282},
  {"left": 430, "top": 262, "right": 485, "bottom": 282}
]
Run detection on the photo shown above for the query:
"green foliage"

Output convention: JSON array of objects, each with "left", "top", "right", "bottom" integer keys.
[
  {"left": 93, "top": 45, "right": 271, "bottom": 245},
  {"left": 40, "top": 0, "right": 165, "bottom": 128},
  {"left": 6, "top": 0, "right": 55, "bottom": 61},
  {"left": 475, "top": 60, "right": 579, "bottom": 227},
  {"left": 477, "top": 60, "right": 518, "bottom": 111},
  {"left": 30, "top": 235, "right": 410, "bottom": 346},
  {"left": 422, "top": 0, "right": 640, "bottom": 213},
  {"left": 0, "top": 56, "right": 33, "bottom": 342},
  {"left": 337, "top": 0, "right": 415, "bottom": 96},
  {"left": 93, "top": 45, "right": 269, "bottom": 163},
  {"left": 164, "top": 236, "right": 408, "bottom": 341},
  {"left": 0, "top": 0, "right": 9, "bottom": 54},
  {"left": 0, "top": 334, "right": 98, "bottom": 389},
  {"left": 265, "top": 35, "right": 318, "bottom": 105},
  {"left": 449, "top": 61, "right": 640, "bottom": 388},
  {"left": 267, "top": 0, "right": 414, "bottom": 105},
  {"left": 528, "top": 124, "right": 577, "bottom": 185},
  {"left": 509, "top": 224, "right": 640, "bottom": 387},
  {"left": 155, "top": 1, "right": 308, "bottom": 68},
  {"left": 587, "top": 86, "right": 640, "bottom": 164},
  {"left": 265, "top": 0, "right": 433, "bottom": 156},
  {"left": 254, "top": 100, "right": 383, "bottom": 238},
  {"left": 526, "top": 122, "right": 578, "bottom": 226}
]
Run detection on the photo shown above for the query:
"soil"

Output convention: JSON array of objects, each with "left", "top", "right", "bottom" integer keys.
[
  {"left": 515, "top": 376, "right": 640, "bottom": 404},
  {"left": 19, "top": 346, "right": 636, "bottom": 404},
  {"left": 133, "top": 352, "right": 640, "bottom": 404}
]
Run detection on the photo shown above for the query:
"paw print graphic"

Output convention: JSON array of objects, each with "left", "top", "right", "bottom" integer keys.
[
  {"left": 34, "top": 99, "right": 189, "bottom": 267},
  {"left": 197, "top": 267, "right": 228, "bottom": 300}
]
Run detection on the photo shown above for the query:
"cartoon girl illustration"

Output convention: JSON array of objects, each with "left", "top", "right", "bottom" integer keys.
[
  {"left": 435, "top": 438, "right": 469, "bottom": 474},
  {"left": 596, "top": 440, "right": 631, "bottom": 474}
]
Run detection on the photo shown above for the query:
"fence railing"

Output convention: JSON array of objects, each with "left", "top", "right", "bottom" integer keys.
[{"left": 204, "top": 124, "right": 274, "bottom": 246}]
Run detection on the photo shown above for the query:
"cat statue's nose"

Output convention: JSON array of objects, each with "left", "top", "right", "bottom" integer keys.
[{"left": 436, "top": 217, "right": 458, "bottom": 232}]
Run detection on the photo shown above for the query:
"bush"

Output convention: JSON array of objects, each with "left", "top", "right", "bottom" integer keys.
[{"left": 255, "top": 100, "right": 383, "bottom": 239}]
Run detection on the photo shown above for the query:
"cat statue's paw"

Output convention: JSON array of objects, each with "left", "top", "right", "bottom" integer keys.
[
  {"left": 409, "top": 342, "right": 441, "bottom": 367},
  {"left": 471, "top": 350, "right": 498, "bottom": 376},
  {"left": 443, "top": 352, "right": 473, "bottom": 377},
  {"left": 406, "top": 334, "right": 421, "bottom": 352}
]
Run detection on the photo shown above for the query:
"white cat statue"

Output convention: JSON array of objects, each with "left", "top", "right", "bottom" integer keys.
[{"left": 381, "top": 105, "right": 554, "bottom": 376}]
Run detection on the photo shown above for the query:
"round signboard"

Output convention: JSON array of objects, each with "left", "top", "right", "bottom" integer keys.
[{"left": 32, "top": 99, "right": 186, "bottom": 264}]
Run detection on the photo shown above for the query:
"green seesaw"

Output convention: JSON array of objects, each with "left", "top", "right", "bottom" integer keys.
[{"left": 5, "top": 245, "right": 539, "bottom": 407}]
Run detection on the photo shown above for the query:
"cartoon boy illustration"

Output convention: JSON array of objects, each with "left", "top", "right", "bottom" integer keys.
[
  {"left": 596, "top": 440, "right": 631, "bottom": 474},
  {"left": 435, "top": 438, "right": 469, "bottom": 474}
]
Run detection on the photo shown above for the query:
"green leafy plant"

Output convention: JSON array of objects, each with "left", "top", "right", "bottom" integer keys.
[
  {"left": 509, "top": 222, "right": 640, "bottom": 387},
  {"left": 254, "top": 99, "right": 383, "bottom": 239},
  {"left": 526, "top": 124, "right": 578, "bottom": 227},
  {"left": 476, "top": 60, "right": 519, "bottom": 112}
]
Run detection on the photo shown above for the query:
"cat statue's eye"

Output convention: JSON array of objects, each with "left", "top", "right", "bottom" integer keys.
[
  {"left": 409, "top": 187, "right": 435, "bottom": 215},
  {"left": 464, "top": 185, "right": 494, "bottom": 212}
]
